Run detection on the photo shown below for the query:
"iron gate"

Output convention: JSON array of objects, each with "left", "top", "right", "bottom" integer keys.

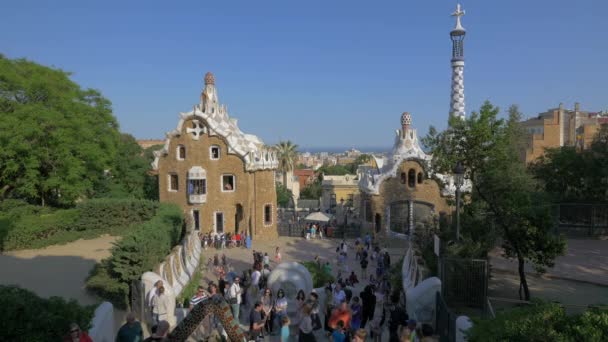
[{"left": 440, "top": 257, "right": 488, "bottom": 308}]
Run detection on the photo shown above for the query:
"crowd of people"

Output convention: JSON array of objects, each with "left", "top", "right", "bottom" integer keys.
[
  {"left": 91, "top": 231, "right": 438, "bottom": 341},
  {"left": 199, "top": 231, "right": 251, "bottom": 250}
]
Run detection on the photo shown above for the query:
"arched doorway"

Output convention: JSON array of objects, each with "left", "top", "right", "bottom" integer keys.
[{"left": 374, "top": 213, "right": 382, "bottom": 233}]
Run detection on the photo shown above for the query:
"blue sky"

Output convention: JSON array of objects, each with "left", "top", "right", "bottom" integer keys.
[{"left": 2, "top": 0, "right": 607, "bottom": 149}]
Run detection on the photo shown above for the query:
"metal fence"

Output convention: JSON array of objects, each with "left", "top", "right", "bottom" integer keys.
[
  {"left": 440, "top": 257, "right": 488, "bottom": 308},
  {"left": 435, "top": 291, "right": 456, "bottom": 342},
  {"left": 554, "top": 203, "right": 608, "bottom": 237}
]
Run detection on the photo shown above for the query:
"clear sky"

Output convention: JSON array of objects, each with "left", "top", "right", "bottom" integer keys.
[{"left": 2, "top": 0, "right": 607, "bottom": 149}]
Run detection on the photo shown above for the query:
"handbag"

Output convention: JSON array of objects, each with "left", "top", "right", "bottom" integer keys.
[{"left": 228, "top": 297, "right": 238, "bottom": 305}]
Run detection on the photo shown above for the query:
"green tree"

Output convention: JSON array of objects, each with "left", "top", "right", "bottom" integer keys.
[
  {"left": 424, "top": 102, "right": 565, "bottom": 300},
  {"left": 300, "top": 179, "right": 322, "bottom": 200},
  {"left": 531, "top": 124, "right": 608, "bottom": 202},
  {"left": 0, "top": 56, "right": 120, "bottom": 206},
  {"left": 276, "top": 183, "right": 294, "bottom": 208},
  {"left": 275, "top": 140, "right": 299, "bottom": 186}
]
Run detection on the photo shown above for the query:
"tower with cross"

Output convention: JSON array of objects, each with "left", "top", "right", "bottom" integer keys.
[{"left": 449, "top": 3, "right": 467, "bottom": 122}]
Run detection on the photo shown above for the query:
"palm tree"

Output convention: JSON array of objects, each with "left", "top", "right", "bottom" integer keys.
[{"left": 274, "top": 140, "right": 299, "bottom": 187}]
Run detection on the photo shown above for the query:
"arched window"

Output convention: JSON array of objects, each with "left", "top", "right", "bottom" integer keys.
[
  {"left": 408, "top": 169, "right": 416, "bottom": 187},
  {"left": 417, "top": 172, "right": 423, "bottom": 184},
  {"left": 400, "top": 172, "right": 407, "bottom": 184},
  {"left": 177, "top": 145, "right": 186, "bottom": 160}
]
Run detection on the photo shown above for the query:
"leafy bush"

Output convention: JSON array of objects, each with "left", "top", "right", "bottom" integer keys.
[
  {"left": 302, "top": 261, "right": 335, "bottom": 288},
  {"left": 468, "top": 301, "right": 608, "bottom": 342},
  {"left": 72, "top": 198, "right": 159, "bottom": 233},
  {"left": 86, "top": 203, "right": 183, "bottom": 308},
  {"left": 0, "top": 285, "right": 95, "bottom": 342},
  {"left": 85, "top": 260, "right": 129, "bottom": 309},
  {"left": 0, "top": 198, "right": 159, "bottom": 251}
]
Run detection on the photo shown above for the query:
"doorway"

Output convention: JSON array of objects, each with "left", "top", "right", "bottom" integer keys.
[
  {"left": 235, "top": 204, "right": 243, "bottom": 234},
  {"left": 193, "top": 210, "right": 200, "bottom": 230},
  {"left": 375, "top": 213, "right": 382, "bottom": 233},
  {"left": 215, "top": 212, "right": 224, "bottom": 234}
]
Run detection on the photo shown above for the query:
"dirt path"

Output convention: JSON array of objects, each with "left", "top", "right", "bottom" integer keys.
[{"left": 0, "top": 235, "right": 117, "bottom": 305}]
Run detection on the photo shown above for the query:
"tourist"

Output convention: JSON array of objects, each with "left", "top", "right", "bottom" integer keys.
[
  {"left": 352, "top": 329, "right": 367, "bottom": 342},
  {"left": 384, "top": 251, "right": 391, "bottom": 269},
  {"left": 143, "top": 320, "right": 170, "bottom": 342},
  {"left": 324, "top": 284, "right": 334, "bottom": 335},
  {"left": 323, "top": 261, "right": 333, "bottom": 275},
  {"left": 305, "top": 226, "right": 311, "bottom": 240},
  {"left": 280, "top": 315, "right": 291, "bottom": 342},
  {"left": 350, "top": 296, "right": 363, "bottom": 331},
  {"left": 359, "top": 285, "right": 376, "bottom": 328},
  {"left": 151, "top": 286, "right": 170, "bottom": 324},
  {"left": 273, "top": 289, "right": 288, "bottom": 334},
  {"left": 260, "top": 288, "right": 274, "bottom": 334},
  {"left": 329, "top": 301, "right": 352, "bottom": 333},
  {"left": 348, "top": 271, "right": 359, "bottom": 286},
  {"left": 218, "top": 272, "right": 227, "bottom": 297},
  {"left": 115, "top": 312, "right": 143, "bottom": 342},
  {"left": 263, "top": 252, "right": 270, "bottom": 267},
  {"left": 250, "top": 266, "right": 261, "bottom": 302},
  {"left": 360, "top": 256, "right": 368, "bottom": 279},
  {"left": 227, "top": 277, "right": 243, "bottom": 321},
  {"left": 189, "top": 285, "right": 207, "bottom": 309},
  {"left": 364, "top": 233, "right": 371, "bottom": 250},
  {"left": 213, "top": 254, "right": 220, "bottom": 267},
  {"left": 275, "top": 246, "right": 282, "bottom": 263},
  {"left": 330, "top": 320, "right": 346, "bottom": 342},
  {"left": 388, "top": 295, "right": 409, "bottom": 342},
  {"left": 354, "top": 239, "right": 361, "bottom": 260},
  {"left": 311, "top": 224, "right": 316, "bottom": 239},
  {"left": 249, "top": 301, "right": 266, "bottom": 341},
  {"left": 295, "top": 289, "right": 307, "bottom": 324},
  {"left": 221, "top": 253, "right": 227, "bottom": 267},
  {"left": 147, "top": 280, "right": 163, "bottom": 309},
  {"left": 64, "top": 323, "right": 93, "bottom": 342},
  {"left": 340, "top": 239, "right": 348, "bottom": 257},
  {"left": 332, "top": 282, "right": 346, "bottom": 306},
  {"left": 298, "top": 304, "right": 316, "bottom": 341},
  {"left": 308, "top": 292, "right": 322, "bottom": 331}
]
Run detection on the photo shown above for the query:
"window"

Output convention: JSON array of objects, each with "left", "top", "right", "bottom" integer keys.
[
  {"left": 177, "top": 145, "right": 186, "bottom": 160},
  {"left": 222, "top": 175, "right": 235, "bottom": 192},
  {"left": 169, "top": 174, "right": 179, "bottom": 191},
  {"left": 264, "top": 204, "right": 272, "bottom": 225},
  {"left": 215, "top": 212, "right": 224, "bottom": 233},
  {"left": 210, "top": 146, "right": 220, "bottom": 160},
  {"left": 408, "top": 169, "right": 416, "bottom": 188},
  {"left": 400, "top": 172, "right": 407, "bottom": 184},
  {"left": 188, "top": 179, "right": 206, "bottom": 195},
  {"left": 417, "top": 172, "right": 423, "bottom": 184}
]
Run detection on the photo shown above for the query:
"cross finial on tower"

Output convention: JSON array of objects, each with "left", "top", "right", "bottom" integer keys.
[{"left": 451, "top": 3, "right": 466, "bottom": 31}]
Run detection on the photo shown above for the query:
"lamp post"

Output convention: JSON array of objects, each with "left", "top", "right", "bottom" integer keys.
[{"left": 453, "top": 161, "right": 465, "bottom": 241}]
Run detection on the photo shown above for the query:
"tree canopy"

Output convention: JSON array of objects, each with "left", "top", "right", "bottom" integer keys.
[
  {"left": 0, "top": 56, "right": 153, "bottom": 206},
  {"left": 530, "top": 124, "right": 608, "bottom": 203},
  {"left": 423, "top": 101, "right": 565, "bottom": 300}
]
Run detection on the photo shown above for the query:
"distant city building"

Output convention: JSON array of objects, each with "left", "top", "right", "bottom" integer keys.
[
  {"left": 345, "top": 148, "right": 362, "bottom": 158},
  {"left": 521, "top": 102, "right": 608, "bottom": 162},
  {"left": 336, "top": 156, "right": 355, "bottom": 166},
  {"left": 152, "top": 72, "right": 279, "bottom": 238},
  {"left": 293, "top": 169, "right": 317, "bottom": 190},
  {"left": 321, "top": 174, "right": 360, "bottom": 213}
]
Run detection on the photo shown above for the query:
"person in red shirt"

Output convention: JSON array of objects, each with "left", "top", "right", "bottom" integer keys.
[
  {"left": 64, "top": 323, "right": 93, "bottom": 342},
  {"left": 236, "top": 232, "right": 242, "bottom": 247},
  {"left": 329, "top": 301, "right": 352, "bottom": 331}
]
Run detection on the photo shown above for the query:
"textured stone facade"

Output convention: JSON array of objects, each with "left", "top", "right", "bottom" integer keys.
[{"left": 154, "top": 73, "right": 278, "bottom": 239}]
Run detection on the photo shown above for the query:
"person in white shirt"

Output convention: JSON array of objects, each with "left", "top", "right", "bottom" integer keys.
[
  {"left": 298, "top": 304, "right": 315, "bottom": 341},
  {"left": 151, "top": 286, "right": 170, "bottom": 323},
  {"left": 250, "top": 268, "right": 261, "bottom": 303},
  {"left": 226, "top": 277, "right": 242, "bottom": 321},
  {"left": 273, "top": 289, "right": 288, "bottom": 334}
]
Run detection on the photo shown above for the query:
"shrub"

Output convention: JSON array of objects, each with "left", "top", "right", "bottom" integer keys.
[
  {"left": 0, "top": 285, "right": 95, "bottom": 342},
  {"left": 85, "top": 260, "right": 129, "bottom": 309},
  {"left": 468, "top": 301, "right": 608, "bottom": 342},
  {"left": 302, "top": 261, "right": 335, "bottom": 288},
  {"left": 0, "top": 198, "right": 160, "bottom": 251},
  {"left": 86, "top": 203, "right": 183, "bottom": 308},
  {"left": 72, "top": 198, "right": 159, "bottom": 233}
]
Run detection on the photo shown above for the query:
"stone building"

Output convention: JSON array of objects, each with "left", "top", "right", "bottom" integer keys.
[
  {"left": 321, "top": 174, "right": 360, "bottom": 213},
  {"left": 358, "top": 113, "right": 457, "bottom": 236},
  {"left": 521, "top": 103, "right": 608, "bottom": 162},
  {"left": 152, "top": 72, "right": 279, "bottom": 238}
]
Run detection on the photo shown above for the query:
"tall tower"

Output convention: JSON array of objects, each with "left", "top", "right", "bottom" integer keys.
[{"left": 449, "top": 4, "right": 466, "bottom": 122}]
